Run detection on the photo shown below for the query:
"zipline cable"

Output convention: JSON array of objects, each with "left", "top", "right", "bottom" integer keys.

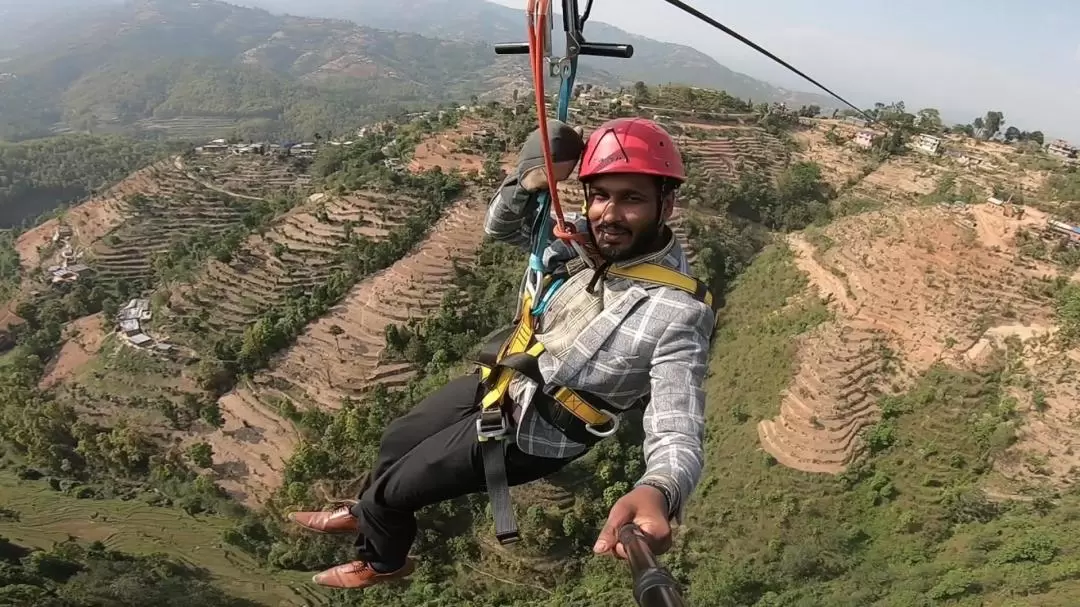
[{"left": 656, "top": 0, "right": 874, "bottom": 122}]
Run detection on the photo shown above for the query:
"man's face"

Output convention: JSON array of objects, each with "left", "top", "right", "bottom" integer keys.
[{"left": 585, "top": 173, "right": 672, "bottom": 261}]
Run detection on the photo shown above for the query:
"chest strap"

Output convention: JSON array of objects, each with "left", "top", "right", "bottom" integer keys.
[{"left": 474, "top": 262, "right": 715, "bottom": 545}]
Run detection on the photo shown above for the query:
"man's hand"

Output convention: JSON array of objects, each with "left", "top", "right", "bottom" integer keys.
[
  {"left": 516, "top": 123, "right": 584, "bottom": 192},
  {"left": 520, "top": 158, "right": 579, "bottom": 191},
  {"left": 593, "top": 485, "right": 672, "bottom": 559}
]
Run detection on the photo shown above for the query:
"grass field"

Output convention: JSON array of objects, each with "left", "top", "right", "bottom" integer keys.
[{"left": 0, "top": 471, "right": 328, "bottom": 606}]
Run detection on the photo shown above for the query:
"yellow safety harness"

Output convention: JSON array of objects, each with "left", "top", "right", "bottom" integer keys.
[{"left": 475, "top": 260, "right": 716, "bottom": 544}]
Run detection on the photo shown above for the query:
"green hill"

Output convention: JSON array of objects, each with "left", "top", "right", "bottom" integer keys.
[
  {"left": 241, "top": 0, "right": 838, "bottom": 109},
  {"left": 0, "top": 135, "right": 174, "bottom": 229},
  {"left": 0, "top": 0, "right": 608, "bottom": 143}
]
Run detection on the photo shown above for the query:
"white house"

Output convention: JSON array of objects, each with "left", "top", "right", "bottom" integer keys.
[{"left": 912, "top": 134, "right": 942, "bottom": 156}]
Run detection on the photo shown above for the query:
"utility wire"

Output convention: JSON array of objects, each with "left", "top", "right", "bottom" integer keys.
[{"left": 657, "top": 0, "right": 874, "bottom": 122}]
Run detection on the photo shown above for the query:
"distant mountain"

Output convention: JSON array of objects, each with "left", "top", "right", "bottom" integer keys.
[
  {"left": 238, "top": 0, "right": 837, "bottom": 109},
  {"left": 0, "top": 0, "right": 612, "bottom": 142},
  {"left": 0, "top": 0, "right": 122, "bottom": 50}
]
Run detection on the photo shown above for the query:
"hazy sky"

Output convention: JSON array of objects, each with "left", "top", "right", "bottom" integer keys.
[{"left": 489, "top": 0, "right": 1080, "bottom": 142}]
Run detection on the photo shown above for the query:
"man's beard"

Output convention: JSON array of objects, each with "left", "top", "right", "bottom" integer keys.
[{"left": 588, "top": 219, "right": 663, "bottom": 262}]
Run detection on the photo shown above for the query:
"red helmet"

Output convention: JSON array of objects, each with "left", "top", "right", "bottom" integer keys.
[{"left": 578, "top": 118, "right": 685, "bottom": 183}]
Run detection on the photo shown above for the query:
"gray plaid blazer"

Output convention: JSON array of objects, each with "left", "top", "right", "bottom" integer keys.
[{"left": 483, "top": 174, "right": 714, "bottom": 520}]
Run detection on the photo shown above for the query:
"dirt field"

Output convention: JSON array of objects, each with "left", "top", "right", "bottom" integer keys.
[
  {"left": 39, "top": 313, "right": 108, "bottom": 389},
  {"left": 760, "top": 203, "right": 1069, "bottom": 476},
  {"left": 193, "top": 385, "right": 301, "bottom": 506},
  {"left": 792, "top": 126, "right": 867, "bottom": 188},
  {"left": 409, "top": 118, "right": 513, "bottom": 174}
]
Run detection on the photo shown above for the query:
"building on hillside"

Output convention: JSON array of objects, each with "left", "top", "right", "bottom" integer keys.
[
  {"left": 114, "top": 298, "right": 175, "bottom": 352},
  {"left": 912, "top": 133, "right": 943, "bottom": 156},
  {"left": 288, "top": 142, "right": 317, "bottom": 157},
  {"left": 198, "top": 142, "right": 232, "bottom": 153},
  {"left": 126, "top": 333, "right": 153, "bottom": 347},
  {"left": 46, "top": 263, "right": 91, "bottom": 284},
  {"left": 853, "top": 130, "right": 879, "bottom": 149},
  {"left": 51, "top": 224, "right": 73, "bottom": 244},
  {"left": 232, "top": 143, "right": 266, "bottom": 155},
  {"left": 1045, "top": 218, "right": 1080, "bottom": 246},
  {"left": 1047, "top": 139, "right": 1078, "bottom": 163},
  {"left": 944, "top": 148, "right": 986, "bottom": 167},
  {"left": 118, "top": 298, "right": 152, "bottom": 322}
]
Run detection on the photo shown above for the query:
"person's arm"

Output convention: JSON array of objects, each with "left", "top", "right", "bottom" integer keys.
[
  {"left": 636, "top": 300, "right": 714, "bottom": 523},
  {"left": 483, "top": 173, "right": 543, "bottom": 249},
  {"left": 485, "top": 120, "right": 583, "bottom": 249}
]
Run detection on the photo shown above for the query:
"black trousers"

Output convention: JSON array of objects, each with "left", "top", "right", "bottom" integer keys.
[{"left": 348, "top": 373, "right": 580, "bottom": 566}]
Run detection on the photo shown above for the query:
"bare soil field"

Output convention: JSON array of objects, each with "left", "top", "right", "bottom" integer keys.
[
  {"left": 194, "top": 385, "right": 301, "bottom": 506},
  {"left": 792, "top": 126, "right": 869, "bottom": 188},
  {"left": 39, "top": 313, "right": 108, "bottom": 389},
  {"left": 409, "top": 118, "right": 513, "bottom": 174},
  {"left": 760, "top": 203, "right": 1069, "bottom": 476},
  {"left": 86, "top": 163, "right": 253, "bottom": 287}
]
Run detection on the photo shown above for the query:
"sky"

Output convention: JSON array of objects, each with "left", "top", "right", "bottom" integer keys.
[{"left": 489, "top": 0, "right": 1080, "bottom": 142}]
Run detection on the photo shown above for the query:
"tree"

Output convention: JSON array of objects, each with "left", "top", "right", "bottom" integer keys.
[
  {"left": 973, "top": 117, "right": 985, "bottom": 130},
  {"left": 1005, "top": 126, "right": 1021, "bottom": 142},
  {"left": 186, "top": 442, "right": 213, "bottom": 468},
  {"left": 328, "top": 324, "right": 344, "bottom": 358},
  {"left": 951, "top": 124, "right": 975, "bottom": 137},
  {"left": 984, "top": 111, "right": 1004, "bottom": 137},
  {"left": 1027, "top": 131, "right": 1045, "bottom": 145},
  {"left": 916, "top": 108, "right": 943, "bottom": 133}
]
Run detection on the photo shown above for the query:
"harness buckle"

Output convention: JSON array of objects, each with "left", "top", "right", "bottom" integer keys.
[
  {"left": 477, "top": 408, "right": 510, "bottom": 441},
  {"left": 585, "top": 408, "right": 620, "bottom": 438}
]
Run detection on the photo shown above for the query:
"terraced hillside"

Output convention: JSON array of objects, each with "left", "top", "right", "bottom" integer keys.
[
  {"left": 676, "top": 125, "right": 790, "bottom": 182},
  {"left": 134, "top": 117, "right": 248, "bottom": 140},
  {"left": 25, "top": 154, "right": 310, "bottom": 289},
  {"left": 168, "top": 190, "right": 420, "bottom": 339},
  {"left": 252, "top": 196, "right": 489, "bottom": 406},
  {"left": 197, "top": 194, "right": 488, "bottom": 503},
  {"left": 759, "top": 203, "right": 1064, "bottom": 475},
  {"left": 85, "top": 163, "right": 254, "bottom": 287},
  {"left": 409, "top": 117, "right": 513, "bottom": 173},
  {"left": 14, "top": 164, "right": 164, "bottom": 273},
  {"left": 184, "top": 153, "right": 313, "bottom": 197}
]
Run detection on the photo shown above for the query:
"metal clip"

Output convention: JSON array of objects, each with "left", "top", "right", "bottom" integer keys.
[
  {"left": 548, "top": 56, "right": 572, "bottom": 79},
  {"left": 477, "top": 409, "right": 510, "bottom": 442}
]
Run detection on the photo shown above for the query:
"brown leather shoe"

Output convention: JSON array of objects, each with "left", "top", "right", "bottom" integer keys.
[
  {"left": 288, "top": 504, "right": 360, "bottom": 534},
  {"left": 312, "top": 559, "right": 415, "bottom": 589}
]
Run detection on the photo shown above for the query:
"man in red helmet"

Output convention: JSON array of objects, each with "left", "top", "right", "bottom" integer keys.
[{"left": 289, "top": 117, "right": 715, "bottom": 589}]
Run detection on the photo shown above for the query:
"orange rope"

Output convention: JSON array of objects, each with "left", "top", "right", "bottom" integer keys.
[{"left": 527, "top": 0, "right": 584, "bottom": 242}]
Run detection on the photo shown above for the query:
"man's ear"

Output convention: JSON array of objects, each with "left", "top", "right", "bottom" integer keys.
[{"left": 660, "top": 192, "right": 676, "bottom": 222}]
